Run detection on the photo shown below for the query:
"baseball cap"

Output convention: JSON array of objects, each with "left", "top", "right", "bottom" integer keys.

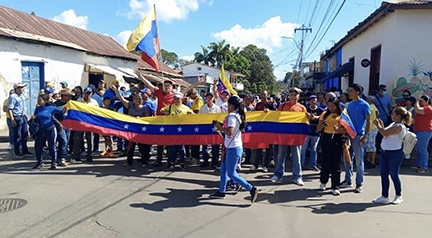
[
  {"left": 141, "top": 88, "right": 151, "bottom": 95},
  {"left": 46, "top": 82, "right": 54, "bottom": 88},
  {"left": 289, "top": 87, "right": 302, "bottom": 95},
  {"left": 13, "top": 82, "right": 27, "bottom": 89},
  {"left": 174, "top": 92, "right": 184, "bottom": 99},
  {"left": 59, "top": 89, "right": 74, "bottom": 96},
  {"left": 60, "top": 81, "right": 68, "bottom": 86},
  {"left": 84, "top": 87, "right": 93, "bottom": 93},
  {"left": 44, "top": 87, "right": 54, "bottom": 94},
  {"left": 308, "top": 95, "right": 317, "bottom": 100}
]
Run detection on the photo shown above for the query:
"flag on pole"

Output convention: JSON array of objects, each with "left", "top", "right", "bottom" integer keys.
[
  {"left": 216, "top": 65, "right": 237, "bottom": 97},
  {"left": 126, "top": 5, "right": 160, "bottom": 72}
]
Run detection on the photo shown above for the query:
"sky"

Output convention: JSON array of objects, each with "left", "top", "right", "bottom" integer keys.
[{"left": 1, "top": 0, "right": 392, "bottom": 80}]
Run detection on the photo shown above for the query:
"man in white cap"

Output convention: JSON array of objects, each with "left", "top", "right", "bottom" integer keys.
[{"left": 7, "top": 82, "right": 33, "bottom": 158}]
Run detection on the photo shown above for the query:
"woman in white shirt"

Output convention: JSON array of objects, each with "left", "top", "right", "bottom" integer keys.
[
  {"left": 372, "top": 107, "right": 412, "bottom": 205},
  {"left": 210, "top": 96, "right": 259, "bottom": 204}
]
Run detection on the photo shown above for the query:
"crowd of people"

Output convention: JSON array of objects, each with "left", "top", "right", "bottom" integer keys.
[{"left": 3, "top": 72, "right": 432, "bottom": 204}]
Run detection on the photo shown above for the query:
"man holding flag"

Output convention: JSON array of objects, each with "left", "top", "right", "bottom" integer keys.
[{"left": 212, "top": 65, "right": 237, "bottom": 113}]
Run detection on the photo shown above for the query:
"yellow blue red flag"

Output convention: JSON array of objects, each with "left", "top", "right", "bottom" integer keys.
[
  {"left": 216, "top": 65, "right": 237, "bottom": 97},
  {"left": 126, "top": 5, "right": 160, "bottom": 72},
  {"left": 62, "top": 101, "right": 310, "bottom": 147}
]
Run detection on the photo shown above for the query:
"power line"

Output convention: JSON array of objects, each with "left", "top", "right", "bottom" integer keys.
[
  {"left": 273, "top": 48, "right": 299, "bottom": 68},
  {"left": 296, "top": 0, "right": 303, "bottom": 23},
  {"left": 304, "top": 0, "right": 313, "bottom": 24},
  {"left": 304, "top": 0, "right": 336, "bottom": 56},
  {"left": 305, "top": 0, "right": 347, "bottom": 59},
  {"left": 309, "top": 0, "right": 323, "bottom": 27}
]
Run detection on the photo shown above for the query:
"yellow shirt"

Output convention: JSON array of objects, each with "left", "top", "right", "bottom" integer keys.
[
  {"left": 320, "top": 113, "right": 343, "bottom": 134},
  {"left": 190, "top": 97, "right": 204, "bottom": 112},
  {"left": 161, "top": 104, "right": 193, "bottom": 115},
  {"left": 370, "top": 104, "right": 378, "bottom": 130},
  {"left": 3, "top": 99, "right": 10, "bottom": 118}
]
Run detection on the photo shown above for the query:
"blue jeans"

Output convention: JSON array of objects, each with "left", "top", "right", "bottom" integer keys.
[
  {"left": 415, "top": 131, "right": 432, "bottom": 170},
  {"left": 35, "top": 125, "right": 57, "bottom": 165},
  {"left": 202, "top": 144, "right": 220, "bottom": 165},
  {"left": 57, "top": 128, "right": 70, "bottom": 160},
  {"left": 117, "top": 137, "right": 129, "bottom": 151},
  {"left": 219, "top": 146, "right": 253, "bottom": 193},
  {"left": 274, "top": 145, "right": 302, "bottom": 180},
  {"left": 342, "top": 135, "right": 365, "bottom": 186},
  {"left": 380, "top": 149, "right": 404, "bottom": 197},
  {"left": 301, "top": 135, "right": 320, "bottom": 168},
  {"left": 6, "top": 118, "right": 14, "bottom": 144},
  {"left": 169, "top": 145, "right": 185, "bottom": 165},
  {"left": 13, "top": 116, "right": 29, "bottom": 155}
]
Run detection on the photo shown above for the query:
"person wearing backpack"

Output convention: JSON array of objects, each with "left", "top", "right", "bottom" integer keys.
[
  {"left": 372, "top": 107, "right": 412, "bottom": 205},
  {"left": 413, "top": 95, "right": 432, "bottom": 173}
]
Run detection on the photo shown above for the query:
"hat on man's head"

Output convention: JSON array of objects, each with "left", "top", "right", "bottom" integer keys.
[
  {"left": 190, "top": 89, "right": 198, "bottom": 94},
  {"left": 60, "top": 81, "right": 68, "bottom": 86},
  {"left": 289, "top": 87, "right": 302, "bottom": 95},
  {"left": 84, "top": 87, "right": 93, "bottom": 93},
  {"left": 141, "top": 88, "right": 151, "bottom": 95},
  {"left": 13, "top": 82, "right": 27, "bottom": 89},
  {"left": 44, "top": 87, "right": 54, "bottom": 94},
  {"left": 112, "top": 80, "right": 120, "bottom": 86},
  {"left": 174, "top": 92, "right": 184, "bottom": 99},
  {"left": 59, "top": 89, "right": 74, "bottom": 96},
  {"left": 308, "top": 95, "right": 317, "bottom": 100}
]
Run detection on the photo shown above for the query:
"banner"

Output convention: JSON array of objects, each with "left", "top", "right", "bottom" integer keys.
[{"left": 62, "top": 101, "right": 310, "bottom": 147}]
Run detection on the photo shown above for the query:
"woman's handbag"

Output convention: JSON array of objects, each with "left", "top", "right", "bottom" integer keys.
[{"left": 28, "top": 118, "right": 39, "bottom": 139}]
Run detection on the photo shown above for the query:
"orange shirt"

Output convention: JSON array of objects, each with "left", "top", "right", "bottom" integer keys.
[
  {"left": 413, "top": 106, "right": 432, "bottom": 132},
  {"left": 278, "top": 102, "right": 307, "bottom": 112}
]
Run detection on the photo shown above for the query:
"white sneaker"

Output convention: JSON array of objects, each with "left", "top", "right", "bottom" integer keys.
[
  {"left": 7, "top": 144, "right": 13, "bottom": 150},
  {"left": 262, "top": 167, "right": 268, "bottom": 173},
  {"left": 192, "top": 158, "right": 199, "bottom": 164},
  {"left": 293, "top": 178, "right": 304, "bottom": 186},
  {"left": 391, "top": 196, "right": 403, "bottom": 205},
  {"left": 269, "top": 175, "right": 282, "bottom": 183},
  {"left": 372, "top": 196, "right": 390, "bottom": 205},
  {"left": 319, "top": 183, "right": 326, "bottom": 191},
  {"left": 250, "top": 165, "right": 258, "bottom": 171},
  {"left": 331, "top": 189, "right": 341, "bottom": 196},
  {"left": 236, "top": 163, "right": 241, "bottom": 171}
]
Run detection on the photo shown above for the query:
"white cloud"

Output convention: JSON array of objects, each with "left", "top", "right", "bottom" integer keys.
[
  {"left": 53, "top": 9, "right": 88, "bottom": 30},
  {"left": 212, "top": 16, "right": 299, "bottom": 53},
  {"left": 116, "top": 30, "right": 132, "bottom": 45},
  {"left": 126, "top": 0, "right": 209, "bottom": 23},
  {"left": 181, "top": 55, "right": 194, "bottom": 61}
]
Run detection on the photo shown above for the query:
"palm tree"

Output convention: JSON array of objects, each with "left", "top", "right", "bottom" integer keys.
[
  {"left": 194, "top": 46, "right": 212, "bottom": 65},
  {"left": 207, "top": 40, "right": 232, "bottom": 67},
  {"left": 231, "top": 46, "right": 241, "bottom": 57}
]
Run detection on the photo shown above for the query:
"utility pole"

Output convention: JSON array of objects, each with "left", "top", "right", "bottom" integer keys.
[{"left": 294, "top": 24, "right": 312, "bottom": 83}]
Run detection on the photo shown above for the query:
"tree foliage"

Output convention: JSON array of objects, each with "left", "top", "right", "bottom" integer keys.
[
  {"left": 284, "top": 70, "right": 301, "bottom": 87},
  {"left": 160, "top": 49, "right": 179, "bottom": 66}
]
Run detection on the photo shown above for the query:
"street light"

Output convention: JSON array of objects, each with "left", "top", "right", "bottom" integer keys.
[{"left": 281, "top": 36, "right": 301, "bottom": 50}]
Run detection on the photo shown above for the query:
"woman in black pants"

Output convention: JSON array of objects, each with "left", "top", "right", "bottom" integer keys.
[{"left": 317, "top": 97, "right": 347, "bottom": 196}]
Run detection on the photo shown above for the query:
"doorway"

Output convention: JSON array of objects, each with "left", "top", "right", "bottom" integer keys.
[
  {"left": 369, "top": 45, "right": 381, "bottom": 95},
  {"left": 21, "top": 62, "right": 44, "bottom": 116},
  {"left": 348, "top": 57, "right": 355, "bottom": 86},
  {"left": 89, "top": 73, "right": 104, "bottom": 88}
]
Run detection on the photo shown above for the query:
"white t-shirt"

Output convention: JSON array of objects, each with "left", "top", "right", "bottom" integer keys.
[
  {"left": 216, "top": 97, "right": 228, "bottom": 113},
  {"left": 199, "top": 103, "right": 222, "bottom": 114},
  {"left": 381, "top": 122, "right": 406, "bottom": 150},
  {"left": 223, "top": 112, "right": 242, "bottom": 148}
]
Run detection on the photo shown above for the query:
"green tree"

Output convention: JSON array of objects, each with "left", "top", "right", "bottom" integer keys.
[
  {"left": 160, "top": 49, "right": 179, "bottom": 66},
  {"left": 194, "top": 46, "right": 212, "bottom": 65},
  {"left": 207, "top": 40, "right": 232, "bottom": 67},
  {"left": 240, "top": 44, "right": 277, "bottom": 93},
  {"left": 224, "top": 55, "right": 251, "bottom": 78},
  {"left": 284, "top": 70, "right": 301, "bottom": 87},
  {"left": 31, "top": 11, "right": 36, "bottom": 16}
]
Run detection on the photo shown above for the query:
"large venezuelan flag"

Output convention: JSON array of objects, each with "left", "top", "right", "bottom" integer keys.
[
  {"left": 216, "top": 65, "right": 237, "bottom": 97},
  {"left": 126, "top": 5, "right": 160, "bottom": 72},
  {"left": 62, "top": 101, "right": 310, "bottom": 147}
]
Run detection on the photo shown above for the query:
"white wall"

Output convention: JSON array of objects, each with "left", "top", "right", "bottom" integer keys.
[
  {"left": 182, "top": 63, "right": 230, "bottom": 84},
  {"left": 341, "top": 13, "right": 398, "bottom": 95},
  {"left": 0, "top": 39, "right": 137, "bottom": 130}
]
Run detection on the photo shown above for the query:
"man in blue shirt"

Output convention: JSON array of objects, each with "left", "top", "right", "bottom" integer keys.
[
  {"left": 374, "top": 84, "right": 393, "bottom": 125},
  {"left": 343, "top": 83, "right": 371, "bottom": 194},
  {"left": 7, "top": 82, "right": 33, "bottom": 158}
]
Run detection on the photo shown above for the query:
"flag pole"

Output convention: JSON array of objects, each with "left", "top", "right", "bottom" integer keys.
[{"left": 153, "top": 4, "right": 164, "bottom": 79}]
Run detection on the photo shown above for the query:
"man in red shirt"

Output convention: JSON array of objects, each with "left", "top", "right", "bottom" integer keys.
[
  {"left": 137, "top": 71, "right": 205, "bottom": 166},
  {"left": 270, "top": 87, "right": 308, "bottom": 186}
]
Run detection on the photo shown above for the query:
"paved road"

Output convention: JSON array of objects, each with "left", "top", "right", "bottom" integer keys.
[{"left": 0, "top": 142, "right": 430, "bottom": 238}]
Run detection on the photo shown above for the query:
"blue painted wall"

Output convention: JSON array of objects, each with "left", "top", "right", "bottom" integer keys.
[{"left": 324, "top": 48, "right": 342, "bottom": 90}]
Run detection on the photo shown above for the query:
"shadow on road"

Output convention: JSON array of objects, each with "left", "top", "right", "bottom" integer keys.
[
  {"left": 299, "top": 202, "right": 381, "bottom": 214},
  {"left": 130, "top": 188, "right": 251, "bottom": 212}
]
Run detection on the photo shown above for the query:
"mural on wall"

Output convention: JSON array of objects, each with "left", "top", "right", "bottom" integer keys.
[{"left": 392, "top": 59, "right": 432, "bottom": 101}]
